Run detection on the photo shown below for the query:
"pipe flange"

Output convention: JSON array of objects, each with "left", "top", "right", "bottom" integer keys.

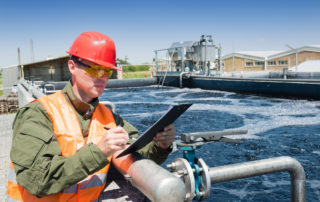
[
  {"left": 197, "top": 158, "right": 211, "bottom": 200},
  {"left": 169, "top": 158, "right": 195, "bottom": 202}
]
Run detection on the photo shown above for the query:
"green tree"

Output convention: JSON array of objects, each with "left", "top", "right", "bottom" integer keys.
[{"left": 116, "top": 58, "right": 130, "bottom": 65}]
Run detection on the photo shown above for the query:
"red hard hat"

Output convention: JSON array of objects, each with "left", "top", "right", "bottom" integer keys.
[{"left": 67, "top": 31, "right": 120, "bottom": 70}]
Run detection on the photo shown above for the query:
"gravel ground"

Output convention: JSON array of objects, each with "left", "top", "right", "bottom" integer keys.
[{"left": 0, "top": 114, "right": 15, "bottom": 202}]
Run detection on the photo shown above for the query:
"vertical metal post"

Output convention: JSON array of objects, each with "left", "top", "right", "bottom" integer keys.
[
  {"left": 289, "top": 55, "right": 292, "bottom": 69},
  {"left": 265, "top": 58, "right": 268, "bottom": 71},
  {"left": 295, "top": 50, "right": 298, "bottom": 72},
  {"left": 155, "top": 51, "right": 159, "bottom": 72},
  {"left": 218, "top": 44, "right": 222, "bottom": 75},
  {"left": 17, "top": 48, "right": 21, "bottom": 65},
  {"left": 232, "top": 54, "right": 235, "bottom": 73},
  {"left": 232, "top": 41, "right": 235, "bottom": 72},
  {"left": 181, "top": 47, "right": 185, "bottom": 71},
  {"left": 283, "top": 68, "right": 288, "bottom": 79},
  {"left": 285, "top": 45, "right": 298, "bottom": 72},
  {"left": 21, "top": 65, "right": 24, "bottom": 79},
  {"left": 30, "top": 39, "right": 34, "bottom": 62},
  {"left": 124, "top": 56, "right": 128, "bottom": 78},
  {"left": 205, "top": 37, "right": 209, "bottom": 76}
]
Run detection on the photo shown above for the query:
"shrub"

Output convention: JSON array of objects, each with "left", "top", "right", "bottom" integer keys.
[{"left": 125, "top": 65, "right": 150, "bottom": 72}]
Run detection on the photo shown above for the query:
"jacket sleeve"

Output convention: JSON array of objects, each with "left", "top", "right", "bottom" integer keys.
[
  {"left": 113, "top": 113, "right": 172, "bottom": 165},
  {"left": 10, "top": 101, "right": 109, "bottom": 197}
]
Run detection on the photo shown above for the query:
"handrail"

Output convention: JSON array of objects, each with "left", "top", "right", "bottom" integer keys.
[
  {"left": 209, "top": 156, "right": 305, "bottom": 202},
  {"left": 20, "top": 79, "right": 45, "bottom": 99},
  {"left": 179, "top": 72, "right": 191, "bottom": 88}
]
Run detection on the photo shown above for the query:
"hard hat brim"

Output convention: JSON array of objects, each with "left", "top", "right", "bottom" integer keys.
[{"left": 67, "top": 52, "right": 122, "bottom": 71}]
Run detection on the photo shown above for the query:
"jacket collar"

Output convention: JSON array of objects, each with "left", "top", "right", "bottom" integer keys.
[{"left": 63, "top": 80, "right": 99, "bottom": 117}]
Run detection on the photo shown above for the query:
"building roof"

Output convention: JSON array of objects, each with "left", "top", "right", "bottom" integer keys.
[
  {"left": 2, "top": 55, "right": 69, "bottom": 69},
  {"left": 222, "top": 51, "right": 283, "bottom": 61},
  {"left": 310, "top": 45, "right": 320, "bottom": 48},
  {"left": 289, "top": 60, "right": 320, "bottom": 72},
  {"left": 238, "top": 51, "right": 283, "bottom": 58},
  {"left": 222, "top": 45, "right": 320, "bottom": 61},
  {"left": 1, "top": 64, "right": 20, "bottom": 69},
  {"left": 22, "top": 55, "right": 69, "bottom": 66},
  {"left": 268, "top": 45, "right": 320, "bottom": 59},
  {"left": 170, "top": 41, "right": 195, "bottom": 49}
]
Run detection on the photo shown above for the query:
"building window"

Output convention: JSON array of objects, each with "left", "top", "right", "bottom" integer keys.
[
  {"left": 221, "top": 62, "right": 224, "bottom": 67},
  {"left": 255, "top": 61, "right": 264, "bottom": 66},
  {"left": 268, "top": 61, "right": 276, "bottom": 66},
  {"left": 278, "top": 60, "right": 288, "bottom": 66},
  {"left": 245, "top": 62, "right": 253, "bottom": 67}
]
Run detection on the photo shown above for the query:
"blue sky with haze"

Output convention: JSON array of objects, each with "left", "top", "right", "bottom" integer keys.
[{"left": 0, "top": 0, "right": 319, "bottom": 67}]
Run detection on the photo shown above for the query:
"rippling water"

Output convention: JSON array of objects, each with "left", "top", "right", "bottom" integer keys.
[{"left": 101, "top": 86, "right": 320, "bottom": 202}]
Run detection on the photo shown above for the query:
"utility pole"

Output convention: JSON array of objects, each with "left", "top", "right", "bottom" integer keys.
[
  {"left": 124, "top": 56, "right": 128, "bottom": 78},
  {"left": 17, "top": 48, "right": 25, "bottom": 79},
  {"left": 17, "top": 48, "right": 21, "bottom": 65},
  {"left": 30, "top": 39, "right": 34, "bottom": 62},
  {"left": 232, "top": 41, "right": 235, "bottom": 72}
]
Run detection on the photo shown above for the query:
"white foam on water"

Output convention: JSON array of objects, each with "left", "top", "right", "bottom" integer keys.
[
  {"left": 312, "top": 151, "right": 320, "bottom": 156},
  {"left": 183, "top": 94, "right": 320, "bottom": 138},
  {"left": 262, "top": 178, "right": 290, "bottom": 188},
  {"left": 107, "top": 87, "right": 320, "bottom": 140},
  {"left": 102, "top": 86, "right": 320, "bottom": 201},
  {"left": 214, "top": 182, "right": 273, "bottom": 200},
  {"left": 103, "top": 91, "right": 128, "bottom": 98},
  {"left": 121, "top": 111, "right": 165, "bottom": 119}
]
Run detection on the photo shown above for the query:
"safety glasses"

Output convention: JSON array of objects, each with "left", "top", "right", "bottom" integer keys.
[{"left": 74, "top": 59, "right": 113, "bottom": 79}]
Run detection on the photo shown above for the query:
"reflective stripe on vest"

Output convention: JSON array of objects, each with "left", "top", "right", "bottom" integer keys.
[{"left": 6, "top": 91, "right": 116, "bottom": 202}]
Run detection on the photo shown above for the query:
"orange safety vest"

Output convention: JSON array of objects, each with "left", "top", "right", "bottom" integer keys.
[{"left": 7, "top": 91, "right": 116, "bottom": 202}]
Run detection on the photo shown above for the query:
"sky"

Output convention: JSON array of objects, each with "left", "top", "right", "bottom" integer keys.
[{"left": 0, "top": 0, "right": 319, "bottom": 68}]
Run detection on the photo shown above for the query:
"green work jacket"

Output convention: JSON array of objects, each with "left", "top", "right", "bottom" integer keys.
[{"left": 10, "top": 81, "right": 171, "bottom": 197}]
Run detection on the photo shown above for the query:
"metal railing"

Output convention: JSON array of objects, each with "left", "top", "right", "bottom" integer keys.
[
  {"left": 209, "top": 156, "right": 305, "bottom": 202},
  {"left": 179, "top": 72, "right": 191, "bottom": 88},
  {"left": 167, "top": 131, "right": 306, "bottom": 202}
]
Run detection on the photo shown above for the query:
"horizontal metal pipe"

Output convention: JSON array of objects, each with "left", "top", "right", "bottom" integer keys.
[
  {"left": 209, "top": 156, "right": 305, "bottom": 202},
  {"left": 181, "top": 129, "right": 247, "bottom": 143},
  {"left": 112, "top": 152, "right": 186, "bottom": 202},
  {"left": 106, "top": 78, "right": 157, "bottom": 88}
]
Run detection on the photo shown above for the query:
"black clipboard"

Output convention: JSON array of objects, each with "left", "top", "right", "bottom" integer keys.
[{"left": 116, "top": 103, "right": 192, "bottom": 158}]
